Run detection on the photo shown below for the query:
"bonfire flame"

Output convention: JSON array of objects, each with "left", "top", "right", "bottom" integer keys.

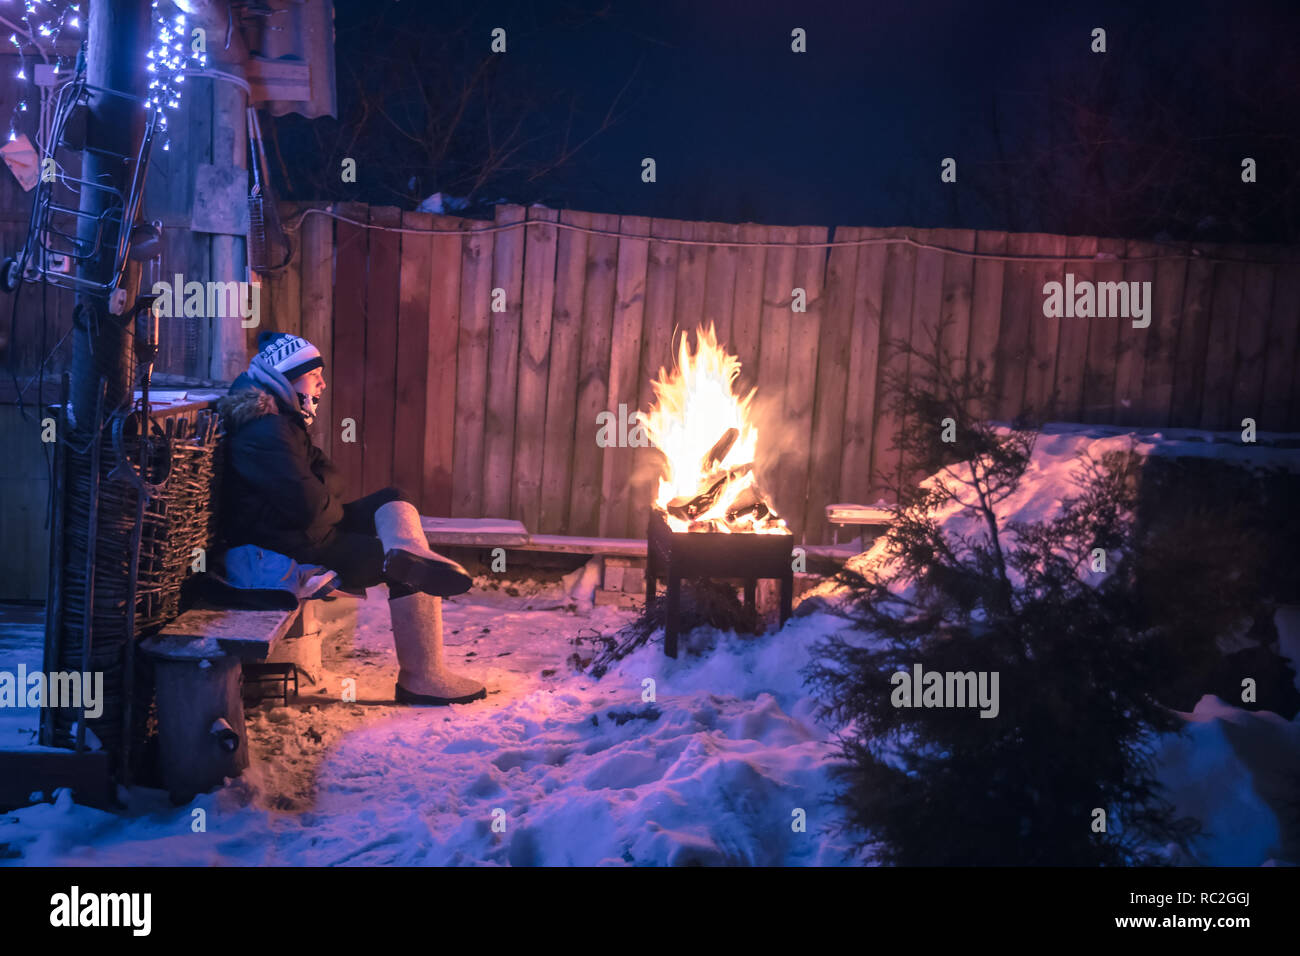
[{"left": 638, "top": 324, "right": 788, "bottom": 534}]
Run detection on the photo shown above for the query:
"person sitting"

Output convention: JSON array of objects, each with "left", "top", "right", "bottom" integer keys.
[{"left": 216, "top": 331, "right": 485, "bottom": 705}]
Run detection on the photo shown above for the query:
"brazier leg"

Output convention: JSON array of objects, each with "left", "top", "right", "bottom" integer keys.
[{"left": 665, "top": 573, "right": 681, "bottom": 658}]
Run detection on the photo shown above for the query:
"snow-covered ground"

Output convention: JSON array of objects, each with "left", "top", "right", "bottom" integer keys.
[{"left": 2, "top": 424, "right": 1298, "bottom": 866}]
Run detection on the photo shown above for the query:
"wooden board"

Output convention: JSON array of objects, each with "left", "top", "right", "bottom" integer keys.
[
  {"left": 1168, "top": 247, "right": 1217, "bottom": 428},
  {"left": 674, "top": 218, "right": 711, "bottom": 328},
  {"left": 525, "top": 534, "right": 648, "bottom": 557},
  {"left": 1230, "top": 253, "right": 1277, "bottom": 426},
  {"left": 756, "top": 224, "right": 797, "bottom": 515},
  {"left": 147, "top": 606, "right": 303, "bottom": 660},
  {"left": 992, "top": 231, "right": 1038, "bottom": 421},
  {"left": 393, "top": 210, "right": 433, "bottom": 505},
  {"left": 422, "top": 215, "right": 464, "bottom": 515},
  {"left": 483, "top": 204, "right": 527, "bottom": 518},
  {"left": 1112, "top": 238, "right": 1157, "bottom": 426},
  {"left": 869, "top": 227, "right": 915, "bottom": 498},
  {"left": 1082, "top": 236, "right": 1126, "bottom": 424},
  {"left": 783, "top": 223, "right": 829, "bottom": 541},
  {"left": 421, "top": 515, "right": 530, "bottom": 547},
  {"left": 966, "top": 231, "right": 1008, "bottom": 419},
  {"left": 1052, "top": 234, "right": 1096, "bottom": 423},
  {"left": 1137, "top": 241, "right": 1189, "bottom": 426},
  {"left": 298, "top": 204, "right": 335, "bottom": 459},
  {"left": 538, "top": 209, "right": 590, "bottom": 532},
  {"left": 629, "top": 217, "right": 684, "bottom": 534},
  {"left": 568, "top": 211, "right": 620, "bottom": 536},
  {"left": 730, "top": 222, "right": 768, "bottom": 402},
  {"left": 513, "top": 205, "right": 559, "bottom": 530},
  {"left": 1260, "top": 248, "right": 1300, "bottom": 428},
  {"left": 362, "top": 205, "right": 402, "bottom": 493},
  {"left": 330, "top": 202, "right": 370, "bottom": 498},
  {"left": 598, "top": 214, "right": 650, "bottom": 539},
  {"left": 840, "top": 227, "right": 887, "bottom": 507},
  {"left": 905, "top": 228, "right": 946, "bottom": 487},
  {"left": 1199, "top": 244, "right": 1248, "bottom": 430},
  {"left": 703, "top": 221, "right": 740, "bottom": 345},
  {"left": 450, "top": 215, "right": 495, "bottom": 516},
  {"left": 938, "top": 228, "right": 976, "bottom": 391},
  {"left": 1024, "top": 233, "right": 1067, "bottom": 421},
  {"left": 803, "top": 225, "right": 858, "bottom": 542}
]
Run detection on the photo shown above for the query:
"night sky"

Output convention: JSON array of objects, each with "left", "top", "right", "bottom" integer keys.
[{"left": 285, "top": 0, "right": 1299, "bottom": 241}]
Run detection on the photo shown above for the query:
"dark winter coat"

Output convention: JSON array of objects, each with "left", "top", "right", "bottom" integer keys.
[{"left": 215, "top": 372, "right": 346, "bottom": 559}]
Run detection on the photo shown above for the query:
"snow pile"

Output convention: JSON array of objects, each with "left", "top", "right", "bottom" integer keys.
[{"left": 2, "top": 423, "right": 1296, "bottom": 866}]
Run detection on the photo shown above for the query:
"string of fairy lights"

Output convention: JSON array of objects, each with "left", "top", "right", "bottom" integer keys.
[{"left": 4, "top": 0, "right": 205, "bottom": 151}]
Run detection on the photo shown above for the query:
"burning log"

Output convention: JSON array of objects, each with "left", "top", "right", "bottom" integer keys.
[
  {"left": 702, "top": 427, "right": 739, "bottom": 471},
  {"left": 665, "top": 463, "right": 752, "bottom": 522},
  {"left": 725, "top": 483, "right": 771, "bottom": 523}
]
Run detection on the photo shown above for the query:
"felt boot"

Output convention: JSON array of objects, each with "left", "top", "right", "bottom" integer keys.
[
  {"left": 389, "top": 590, "right": 486, "bottom": 705},
  {"left": 374, "top": 500, "right": 474, "bottom": 597}
]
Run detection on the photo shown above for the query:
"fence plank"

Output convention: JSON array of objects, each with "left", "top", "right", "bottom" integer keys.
[
  {"left": 422, "top": 215, "right": 464, "bottom": 516},
  {"left": 782, "top": 223, "right": 828, "bottom": 541},
  {"left": 513, "top": 205, "right": 559, "bottom": 530},
  {"left": 483, "top": 204, "right": 527, "bottom": 518},
  {"left": 967, "top": 231, "right": 1007, "bottom": 417},
  {"left": 1138, "top": 241, "right": 1189, "bottom": 425},
  {"left": 299, "top": 204, "right": 334, "bottom": 459},
  {"left": 1168, "top": 249, "right": 1217, "bottom": 428},
  {"left": 1261, "top": 248, "right": 1300, "bottom": 428},
  {"left": 599, "top": 214, "right": 650, "bottom": 539},
  {"left": 538, "top": 209, "right": 590, "bottom": 533},
  {"left": 840, "top": 228, "right": 888, "bottom": 507},
  {"left": 450, "top": 217, "right": 494, "bottom": 516},
  {"left": 330, "top": 201, "right": 369, "bottom": 499},
  {"left": 901, "top": 228, "right": 945, "bottom": 489},
  {"left": 804, "top": 225, "right": 858, "bottom": 541},
  {"left": 568, "top": 211, "right": 620, "bottom": 536},
  {"left": 362, "top": 205, "right": 402, "bottom": 494},
  {"left": 1024, "top": 233, "right": 1067, "bottom": 420},
  {"left": 1230, "top": 253, "right": 1276, "bottom": 427},
  {"left": 629, "top": 217, "right": 685, "bottom": 533},
  {"left": 939, "top": 228, "right": 976, "bottom": 388},
  {"left": 1052, "top": 234, "right": 1096, "bottom": 423},
  {"left": 1082, "top": 237, "right": 1126, "bottom": 424},
  {"left": 1112, "top": 238, "right": 1156, "bottom": 425},
  {"left": 869, "top": 227, "right": 916, "bottom": 499},
  {"left": 730, "top": 222, "right": 768, "bottom": 399},
  {"left": 1199, "top": 244, "right": 1248, "bottom": 430},
  {"left": 756, "top": 224, "right": 797, "bottom": 515},
  {"left": 393, "top": 210, "right": 433, "bottom": 506},
  {"left": 992, "top": 231, "right": 1038, "bottom": 420},
  {"left": 674, "top": 218, "right": 710, "bottom": 329},
  {"left": 704, "top": 220, "right": 739, "bottom": 345}
]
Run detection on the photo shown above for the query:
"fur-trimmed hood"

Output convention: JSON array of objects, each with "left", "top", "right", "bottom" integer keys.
[{"left": 218, "top": 373, "right": 289, "bottom": 429}]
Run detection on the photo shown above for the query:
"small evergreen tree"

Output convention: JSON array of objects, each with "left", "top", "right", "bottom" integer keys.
[{"left": 805, "top": 333, "right": 1197, "bottom": 865}]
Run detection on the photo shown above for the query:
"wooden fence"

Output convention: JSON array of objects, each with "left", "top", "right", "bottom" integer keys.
[
  {"left": 4, "top": 198, "right": 1298, "bottom": 544},
  {"left": 249, "top": 203, "right": 1300, "bottom": 543}
]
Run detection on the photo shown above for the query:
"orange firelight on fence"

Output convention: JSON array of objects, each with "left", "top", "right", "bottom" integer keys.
[{"left": 638, "top": 324, "right": 787, "bottom": 534}]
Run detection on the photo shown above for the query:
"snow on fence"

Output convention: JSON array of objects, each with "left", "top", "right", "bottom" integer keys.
[{"left": 242, "top": 203, "right": 1300, "bottom": 544}]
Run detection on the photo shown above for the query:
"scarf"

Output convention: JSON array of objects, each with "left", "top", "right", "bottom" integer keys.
[{"left": 248, "top": 355, "right": 317, "bottom": 427}]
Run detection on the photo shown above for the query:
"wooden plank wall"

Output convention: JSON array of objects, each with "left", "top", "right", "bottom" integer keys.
[
  {"left": 8, "top": 190, "right": 1298, "bottom": 558},
  {"left": 250, "top": 204, "right": 1300, "bottom": 544}
]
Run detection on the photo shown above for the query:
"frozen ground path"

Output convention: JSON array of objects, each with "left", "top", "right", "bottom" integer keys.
[{"left": 2, "top": 582, "right": 858, "bottom": 866}]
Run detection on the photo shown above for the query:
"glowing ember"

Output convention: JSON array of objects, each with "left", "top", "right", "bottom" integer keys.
[{"left": 638, "top": 324, "right": 788, "bottom": 534}]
